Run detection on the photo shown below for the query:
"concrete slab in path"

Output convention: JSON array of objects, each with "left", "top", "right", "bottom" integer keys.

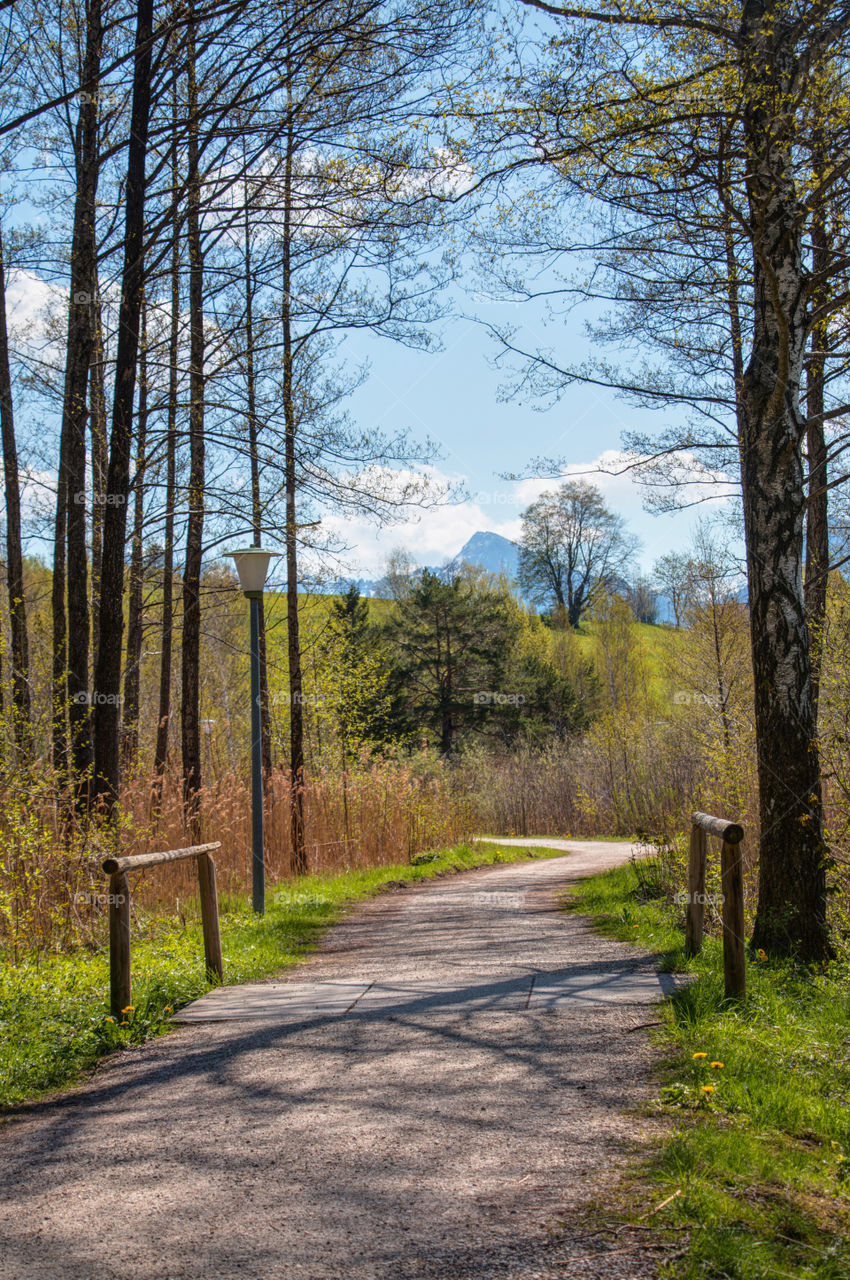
[{"left": 174, "top": 967, "right": 688, "bottom": 1023}]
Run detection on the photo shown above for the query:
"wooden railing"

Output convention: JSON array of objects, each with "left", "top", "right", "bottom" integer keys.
[
  {"left": 102, "top": 842, "right": 223, "bottom": 1017},
  {"left": 686, "top": 812, "right": 746, "bottom": 999}
]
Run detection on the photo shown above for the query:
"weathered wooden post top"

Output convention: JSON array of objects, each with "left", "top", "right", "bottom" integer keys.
[{"left": 687, "top": 811, "right": 746, "bottom": 1000}]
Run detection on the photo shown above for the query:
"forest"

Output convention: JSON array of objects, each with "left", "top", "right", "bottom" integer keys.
[
  {"left": 2, "top": 0, "right": 850, "bottom": 970},
  {"left": 2, "top": 7, "right": 850, "bottom": 1275}
]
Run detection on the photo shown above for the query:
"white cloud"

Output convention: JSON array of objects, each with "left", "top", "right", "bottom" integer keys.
[{"left": 319, "top": 449, "right": 738, "bottom": 578}]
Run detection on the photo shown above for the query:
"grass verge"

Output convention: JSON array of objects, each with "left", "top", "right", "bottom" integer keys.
[
  {"left": 567, "top": 860, "right": 850, "bottom": 1280},
  {"left": 0, "top": 839, "right": 562, "bottom": 1110}
]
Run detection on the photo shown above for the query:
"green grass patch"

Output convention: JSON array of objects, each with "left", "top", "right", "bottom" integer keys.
[
  {"left": 567, "top": 860, "right": 850, "bottom": 1279},
  {"left": 0, "top": 839, "right": 563, "bottom": 1110}
]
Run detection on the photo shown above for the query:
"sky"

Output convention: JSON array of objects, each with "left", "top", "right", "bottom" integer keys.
[
  {"left": 329, "top": 289, "right": 736, "bottom": 581},
  {"left": 7, "top": 230, "right": 739, "bottom": 587}
]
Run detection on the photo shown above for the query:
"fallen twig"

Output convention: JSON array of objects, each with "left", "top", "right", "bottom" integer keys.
[{"left": 641, "top": 1188, "right": 682, "bottom": 1218}]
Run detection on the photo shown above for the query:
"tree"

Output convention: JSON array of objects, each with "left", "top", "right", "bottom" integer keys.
[
  {"left": 518, "top": 480, "right": 637, "bottom": 628},
  {"left": 470, "top": 0, "right": 845, "bottom": 959},
  {"left": 627, "top": 576, "right": 659, "bottom": 626},
  {"left": 92, "top": 0, "right": 155, "bottom": 813},
  {"left": 0, "top": 220, "right": 31, "bottom": 757},
  {"left": 322, "top": 585, "right": 395, "bottom": 761},
  {"left": 669, "top": 523, "right": 753, "bottom": 815},
  {"left": 653, "top": 552, "right": 693, "bottom": 628},
  {"left": 385, "top": 569, "right": 517, "bottom": 757}
]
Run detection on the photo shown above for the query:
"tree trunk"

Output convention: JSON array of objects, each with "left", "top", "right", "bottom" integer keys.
[
  {"left": 93, "top": 0, "right": 154, "bottom": 812},
  {"left": 804, "top": 142, "right": 829, "bottom": 717},
  {"left": 282, "top": 112, "right": 306, "bottom": 875},
  {"left": 90, "top": 295, "right": 107, "bottom": 671},
  {"left": 181, "top": 0, "right": 205, "bottom": 843},
  {"left": 63, "top": 0, "right": 103, "bottom": 807},
  {"left": 121, "top": 300, "right": 148, "bottom": 772},
  {"left": 740, "top": 0, "right": 830, "bottom": 961},
  {"left": 0, "top": 219, "right": 32, "bottom": 759},
  {"left": 242, "top": 178, "right": 272, "bottom": 790},
  {"left": 153, "top": 37, "right": 181, "bottom": 800},
  {"left": 51, "top": 397, "right": 69, "bottom": 784}
]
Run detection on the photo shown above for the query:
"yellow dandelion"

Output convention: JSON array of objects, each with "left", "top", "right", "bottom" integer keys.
[
  {"left": 756, "top": 949, "right": 767, "bottom": 961},
  {"left": 633, "top": 924, "right": 639, "bottom": 929},
  {"left": 701, "top": 1085, "right": 715, "bottom": 1094},
  {"left": 692, "top": 1052, "right": 707, "bottom": 1059},
  {"left": 105, "top": 1017, "right": 115, "bottom": 1024},
  {"left": 121, "top": 1005, "right": 135, "bottom": 1013},
  {"left": 164, "top": 1006, "right": 172, "bottom": 1014},
  {"left": 711, "top": 1062, "right": 724, "bottom": 1069},
  {"left": 120, "top": 1021, "right": 129, "bottom": 1027}
]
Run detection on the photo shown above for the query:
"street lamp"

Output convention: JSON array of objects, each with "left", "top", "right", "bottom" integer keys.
[{"left": 227, "top": 545, "right": 280, "bottom": 914}]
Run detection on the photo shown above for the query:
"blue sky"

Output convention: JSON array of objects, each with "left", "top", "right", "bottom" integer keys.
[{"left": 334, "top": 292, "right": 736, "bottom": 580}]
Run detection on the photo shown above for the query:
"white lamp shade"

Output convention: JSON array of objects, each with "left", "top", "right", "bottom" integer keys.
[{"left": 227, "top": 546, "right": 280, "bottom": 594}]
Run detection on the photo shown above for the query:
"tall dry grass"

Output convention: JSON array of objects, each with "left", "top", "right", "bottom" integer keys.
[{"left": 0, "top": 754, "right": 476, "bottom": 956}]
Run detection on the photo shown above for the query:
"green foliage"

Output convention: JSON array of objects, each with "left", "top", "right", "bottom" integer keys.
[
  {"left": 380, "top": 566, "right": 592, "bottom": 755},
  {"left": 569, "top": 861, "right": 850, "bottom": 1279},
  {"left": 320, "top": 585, "right": 398, "bottom": 760},
  {"left": 0, "top": 839, "right": 563, "bottom": 1109},
  {"left": 382, "top": 567, "right": 519, "bottom": 755}
]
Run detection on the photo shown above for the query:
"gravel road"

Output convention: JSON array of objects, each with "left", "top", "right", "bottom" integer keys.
[{"left": 0, "top": 839, "right": 670, "bottom": 1280}]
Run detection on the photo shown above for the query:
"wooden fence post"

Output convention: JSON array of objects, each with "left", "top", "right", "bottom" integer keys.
[
  {"left": 197, "top": 852, "right": 223, "bottom": 981},
  {"left": 721, "top": 837, "right": 746, "bottom": 1000},
  {"left": 102, "top": 842, "right": 223, "bottom": 1012},
  {"left": 109, "top": 872, "right": 131, "bottom": 1018},
  {"left": 685, "top": 822, "right": 707, "bottom": 956}
]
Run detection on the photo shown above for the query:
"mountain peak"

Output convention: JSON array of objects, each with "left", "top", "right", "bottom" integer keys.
[{"left": 457, "top": 531, "right": 519, "bottom": 579}]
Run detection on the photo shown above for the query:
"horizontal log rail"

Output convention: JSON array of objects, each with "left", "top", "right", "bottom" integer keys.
[
  {"left": 686, "top": 812, "right": 746, "bottom": 1000},
  {"left": 102, "top": 842, "right": 221, "bottom": 875},
  {"left": 102, "top": 842, "right": 223, "bottom": 1017},
  {"left": 691, "top": 812, "right": 744, "bottom": 845}
]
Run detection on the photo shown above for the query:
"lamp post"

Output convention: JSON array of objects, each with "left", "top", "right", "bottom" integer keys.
[{"left": 227, "top": 546, "right": 279, "bottom": 913}]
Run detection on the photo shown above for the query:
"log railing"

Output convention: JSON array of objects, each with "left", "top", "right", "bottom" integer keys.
[
  {"left": 102, "top": 842, "right": 223, "bottom": 1017},
  {"left": 686, "top": 812, "right": 746, "bottom": 999}
]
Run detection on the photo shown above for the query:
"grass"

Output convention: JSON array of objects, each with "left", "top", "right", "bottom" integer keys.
[
  {"left": 0, "top": 839, "right": 564, "bottom": 1111},
  {"left": 567, "top": 860, "right": 850, "bottom": 1279}
]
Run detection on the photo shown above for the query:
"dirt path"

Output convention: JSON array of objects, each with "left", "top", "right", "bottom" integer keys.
[{"left": 0, "top": 840, "right": 669, "bottom": 1280}]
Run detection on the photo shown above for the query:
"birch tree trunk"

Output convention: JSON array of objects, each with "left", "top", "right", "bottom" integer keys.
[
  {"left": 804, "top": 137, "right": 829, "bottom": 716},
  {"left": 740, "top": 0, "right": 830, "bottom": 960}
]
